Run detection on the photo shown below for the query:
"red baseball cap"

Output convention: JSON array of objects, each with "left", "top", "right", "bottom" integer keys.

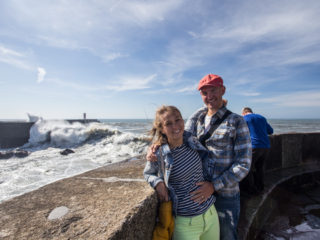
[{"left": 197, "top": 74, "right": 224, "bottom": 90}]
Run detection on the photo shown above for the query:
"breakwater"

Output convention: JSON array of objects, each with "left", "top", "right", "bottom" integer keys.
[
  {"left": 0, "top": 133, "right": 319, "bottom": 239},
  {"left": 0, "top": 119, "right": 99, "bottom": 148}
]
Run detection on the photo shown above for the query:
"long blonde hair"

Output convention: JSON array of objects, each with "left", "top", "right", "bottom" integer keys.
[{"left": 149, "top": 105, "right": 183, "bottom": 145}]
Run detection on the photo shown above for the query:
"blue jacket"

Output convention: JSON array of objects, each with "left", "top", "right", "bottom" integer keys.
[
  {"left": 244, "top": 113, "right": 273, "bottom": 148},
  {"left": 143, "top": 131, "right": 215, "bottom": 216}
]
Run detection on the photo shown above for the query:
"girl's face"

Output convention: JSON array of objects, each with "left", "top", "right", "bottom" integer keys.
[{"left": 161, "top": 111, "right": 184, "bottom": 146}]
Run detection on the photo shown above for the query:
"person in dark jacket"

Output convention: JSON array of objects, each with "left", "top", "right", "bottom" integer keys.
[{"left": 241, "top": 107, "right": 273, "bottom": 194}]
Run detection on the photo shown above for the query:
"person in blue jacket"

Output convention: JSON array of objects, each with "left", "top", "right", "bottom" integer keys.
[{"left": 241, "top": 107, "right": 274, "bottom": 194}]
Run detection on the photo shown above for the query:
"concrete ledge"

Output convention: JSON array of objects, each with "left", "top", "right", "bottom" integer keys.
[{"left": 0, "top": 158, "right": 157, "bottom": 240}]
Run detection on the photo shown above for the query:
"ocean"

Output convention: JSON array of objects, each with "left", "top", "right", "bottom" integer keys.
[{"left": 0, "top": 118, "right": 320, "bottom": 203}]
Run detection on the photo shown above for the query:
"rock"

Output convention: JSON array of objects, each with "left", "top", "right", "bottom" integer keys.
[
  {"left": 48, "top": 206, "right": 70, "bottom": 220},
  {"left": 0, "top": 150, "right": 29, "bottom": 159},
  {"left": 0, "top": 151, "right": 14, "bottom": 160},
  {"left": 14, "top": 150, "right": 29, "bottom": 158},
  {"left": 60, "top": 149, "right": 75, "bottom": 155}
]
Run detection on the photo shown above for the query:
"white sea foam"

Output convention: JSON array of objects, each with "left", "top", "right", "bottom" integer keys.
[
  {"left": 0, "top": 120, "right": 150, "bottom": 202},
  {"left": 27, "top": 113, "right": 43, "bottom": 122},
  {"left": 28, "top": 120, "right": 95, "bottom": 147},
  {"left": 285, "top": 222, "right": 320, "bottom": 239}
]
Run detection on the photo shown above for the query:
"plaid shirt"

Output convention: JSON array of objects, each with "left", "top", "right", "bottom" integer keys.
[{"left": 185, "top": 106, "right": 252, "bottom": 197}]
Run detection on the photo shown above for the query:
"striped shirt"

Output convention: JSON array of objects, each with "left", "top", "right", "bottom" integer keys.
[
  {"left": 169, "top": 144, "right": 214, "bottom": 216},
  {"left": 185, "top": 106, "right": 252, "bottom": 197}
]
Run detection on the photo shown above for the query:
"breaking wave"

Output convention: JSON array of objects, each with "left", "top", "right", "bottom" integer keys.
[{"left": 25, "top": 120, "right": 150, "bottom": 149}]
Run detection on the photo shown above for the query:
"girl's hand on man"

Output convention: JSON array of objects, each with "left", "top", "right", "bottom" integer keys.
[{"left": 156, "top": 182, "right": 169, "bottom": 202}]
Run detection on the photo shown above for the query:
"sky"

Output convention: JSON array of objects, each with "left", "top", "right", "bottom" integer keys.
[{"left": 0, "top": 0, "right": 320, "bottom": 120}]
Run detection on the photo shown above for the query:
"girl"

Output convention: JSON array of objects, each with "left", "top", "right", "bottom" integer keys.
[{"left": 144, "top": 105, "right": 219, "bottom": 240}]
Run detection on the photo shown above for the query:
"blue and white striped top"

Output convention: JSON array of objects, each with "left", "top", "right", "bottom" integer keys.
[{"left": 169, "top": 144, "right": 214, "bottom": 216}]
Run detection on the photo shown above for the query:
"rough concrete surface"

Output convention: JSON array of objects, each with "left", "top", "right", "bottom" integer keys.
[{"left": 0, "top": 158, "right": 157, "bottom": 240}]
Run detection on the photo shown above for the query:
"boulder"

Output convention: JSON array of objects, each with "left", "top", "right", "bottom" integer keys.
[
  {"left": 60, "top": 148, "right": 75, "bottom": 155},
  {"left": 14, "top": 150, "right": 29, "bottom": 158},
  {"left": 0, "top": 151, "right": 14, "bottom": 160}
]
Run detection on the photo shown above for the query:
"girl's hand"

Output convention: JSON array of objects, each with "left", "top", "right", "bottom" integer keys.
[
  {"left": 155, "top": 182, "right": 169, "bottom": 202},
  {"left": 190, "top": 181, "right": 214, "bottom": 204}
]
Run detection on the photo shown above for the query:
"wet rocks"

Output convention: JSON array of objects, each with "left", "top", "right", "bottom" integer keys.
[
  {"left": 0, "top": 151, "right": 14, "bottom": 159},
  {"left": 0, "top": 150, "right": 29, "bottom": 159},
  {"left": 14, "top": 150, "right": 29, "bottom": 158},
  {"left": 60, "top": 148, "right": 75, "bottom": 155}
]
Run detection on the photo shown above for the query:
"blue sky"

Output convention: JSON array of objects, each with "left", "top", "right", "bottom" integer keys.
[{"left": 1, "top": 0, "right": 320, "bottom": 120}]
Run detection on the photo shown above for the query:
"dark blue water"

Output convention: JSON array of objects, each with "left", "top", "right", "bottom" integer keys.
[
  {"left": 99, "top": 119, "right": 320, "bottom": 135},
  {"left": 268, "top": 119, "right": 320, "bottom": 134}
]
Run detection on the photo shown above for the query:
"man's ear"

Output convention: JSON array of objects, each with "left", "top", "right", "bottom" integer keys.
[{"left": 221, "top": 86, "right": 226, "bottom": 95}]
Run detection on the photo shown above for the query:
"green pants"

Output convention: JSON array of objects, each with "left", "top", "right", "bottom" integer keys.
[{"left": 173, "top": 204, "right": 220, "bottom": 240}]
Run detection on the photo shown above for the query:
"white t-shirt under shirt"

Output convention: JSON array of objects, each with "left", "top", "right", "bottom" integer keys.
[{"left": 204, "top": 114, "right": 212, "bottom": 134}]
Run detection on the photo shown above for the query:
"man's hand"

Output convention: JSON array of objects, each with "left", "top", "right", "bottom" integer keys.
[
  {"left": 190, "top": 181, "right": 214, "bottom": 204},
  {"left": 146, "top": 144, "right": 160, "bottom": 162},
  {"left": 155, "top": 182, "right": 169, "bottom": 202}
]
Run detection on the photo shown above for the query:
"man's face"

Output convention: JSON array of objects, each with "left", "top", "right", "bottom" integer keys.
[{"left": 200, "top": 85, "right": 225, "bottom": 112}]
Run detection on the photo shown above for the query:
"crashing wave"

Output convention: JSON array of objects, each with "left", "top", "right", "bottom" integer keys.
[
  {"left": 25, "top": 120, "right": 150, "bottom": 149},
  {"left": 27, "top": 113, "right": 43, "bottom": 122}
]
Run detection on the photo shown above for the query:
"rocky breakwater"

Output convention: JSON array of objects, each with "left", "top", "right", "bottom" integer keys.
[{"left": 0, "top": 158, "right": 157, "bottom": 240}]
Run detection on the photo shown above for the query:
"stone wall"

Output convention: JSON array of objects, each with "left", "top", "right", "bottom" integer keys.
[
  {"left": 0, "top": 122, "right": 34, "bottom": 148},
  {"left": 240, "top": 133, "right": 320, "bottom": 239},
  {"left": 266, "top": 133, "right": 320, "bottom": 170}
]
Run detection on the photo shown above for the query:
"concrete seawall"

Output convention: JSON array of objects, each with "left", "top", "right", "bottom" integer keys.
[
  {"left": 0, "top": 133, "right": 319, "bottom": 239},
  {"left": 0, "top": 122, "right": 34, "bottom": 148},
  {"left": 0, "top": 119, "right": 99, "bottom": 148}
]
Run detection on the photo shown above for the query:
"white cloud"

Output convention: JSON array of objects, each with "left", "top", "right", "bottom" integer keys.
[
  {"left": 240, "top": 92, "right": 261, "bottom": 97},
  {"left": 45, "top": 78, "right": 100, "bottom": 91},
  {"left": 37, "top": 67, "right": 46, "bottom": 83},
  {"left": 3, "top": 0, "right": 183, "bottom": 52},
  {"left": 4, "top": 0, "right": 319, "bottom": 83},
  {"left": 0, "top": 46, "right": 23, "bottom": 57},
  {"left": 159, "top": 0, "right": 320, "bottom": 80},
  {"left": 34, "top": 74, "right": 157, "bottom": 93},
  {"left": 176, "top": 83, "right": 198, "bottom": 93},
  {"left": 104, "top": 74, "right": 157, "bottom": 91},
  {"left": 102, "top": 52, "right": 128, "bottom": 63},
  {"left": 0, "top": 45, "right": 33, "bottom": 70},
  {"left": 122, "top": 1, "right": 183, "bottom": 24},
  {"left": 253, "top": 91, "right": 320, "bottom": 107}
]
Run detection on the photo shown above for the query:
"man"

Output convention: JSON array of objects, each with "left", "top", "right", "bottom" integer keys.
[
  {"left": 184, "top": 74, "right": 252, "bottom": 240},
  {"left": 147, "top": 74, "right": 251, "bottom": 240},
  {"left": 240, "top": 107, "right": 273, "bottom": 194}
]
